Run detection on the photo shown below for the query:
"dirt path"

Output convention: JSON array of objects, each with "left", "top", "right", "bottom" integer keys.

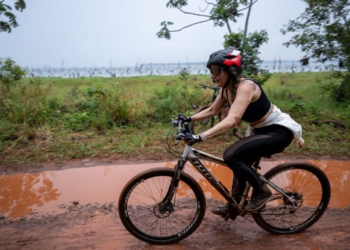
[
  {"left": 1, "top": 157, "right": 350, "bottom": 249},
  {"left": 0, "top": 200, "right": 349, "bottom": 250}
]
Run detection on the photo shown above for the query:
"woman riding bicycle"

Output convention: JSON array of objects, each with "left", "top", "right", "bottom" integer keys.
[{"left": 177, "top": 47, "right": 304, "bottom": 219}]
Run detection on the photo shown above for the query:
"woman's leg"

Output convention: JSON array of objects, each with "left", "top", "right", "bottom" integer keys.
[
  {"left": 211, "top": 125, "right": 294, "bottom": 216},
  {"left": 223, "top": 125, "right": 293, "bottom": 189}
]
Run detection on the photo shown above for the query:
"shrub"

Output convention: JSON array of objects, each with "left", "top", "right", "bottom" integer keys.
[
  {"left": 0, "top": 78, "right": 51, "bottom": 126},
  {"left": 65, "top": 83, "right": 132, "bottom": 131},
  {"left": 0, "top": 58, "right": 26, "bottom": 91},
  {"left": 147, "top": 83, "right": 203, "bottom": 122}
]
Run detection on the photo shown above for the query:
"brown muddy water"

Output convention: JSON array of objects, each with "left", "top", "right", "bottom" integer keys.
[{"left": 0, "top": 160, "right": 349, "bottom": 218}]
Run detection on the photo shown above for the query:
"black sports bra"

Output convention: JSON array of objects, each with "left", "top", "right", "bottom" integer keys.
[{"left": 226, "top": 79, "right": 271, "bottom": 123}]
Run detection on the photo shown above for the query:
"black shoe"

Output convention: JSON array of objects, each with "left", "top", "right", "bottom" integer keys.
[
  {"left": 245, "top": 184, "right": 273, "bottom": 212},
  {"left": 210, "top": 204, "right": 238, "bottom": 221}
]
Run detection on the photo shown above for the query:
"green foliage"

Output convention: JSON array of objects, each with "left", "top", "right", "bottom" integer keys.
[
  {"left": 0, "top": 58, "right": 26, "bottom": 91},
  {"left": 0, "top": 73, "right": 350, "bottom": 166},
  {"left": 320, "top": 73, "right": 350, "bottom": 103},
  {"left": 224, "top": 30, "right": 271, "bottom": 84},
  {"left": 210, "top": 0, "right": 245, "bottom": 28},
  {"left": 281, "top": 0, "right": 350, "bottom": 103},
  {"left": 156, "top": 21, "right": 174, "bottom": 40},
  {"left": 0, "top": 0, "right": 26, "bottom": 33},
  {"left": 281, "top": 0, "right": 350, "bottom": 68},
  {"left": 335, "top": 74, "right": 350, "bottom": 103},
  {"left": 0, "top": 78, "right": 51, "bottom": 126},
  {"left": 69, "top": 83, "right": 132, "bottom": 131},
  {"left": 0, "top": 76, "right": 133, "bottom": 131},
  {"left": 178, "top": 68, "right": 190, "bottom": 83},
  {"left": 157, "top": 0, "right": 251, "bottom": 39},
  {"left": 147, "top": 83, "right": 202, "bottom": 122}
]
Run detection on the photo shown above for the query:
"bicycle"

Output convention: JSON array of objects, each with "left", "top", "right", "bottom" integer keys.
[
  {"left": 191, "top": 84, "right": 243, "bottom": 139},
  {"left": 118, "top": 119, "right": 331, "bottom": 244}
]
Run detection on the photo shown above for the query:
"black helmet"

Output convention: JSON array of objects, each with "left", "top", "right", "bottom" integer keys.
[{"left": 206, "top": 46, "right": 243, "bottom": 75}]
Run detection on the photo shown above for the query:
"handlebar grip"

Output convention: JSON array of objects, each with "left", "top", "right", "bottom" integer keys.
[{"left": 184, "top": 122, "right": 192, "bottom": 134}]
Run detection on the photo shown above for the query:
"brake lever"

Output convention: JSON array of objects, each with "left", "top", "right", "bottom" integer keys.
[
  {"left": 171, "top": 118, "right": 179, "bottom": 126},
  {"left": 176, "top": 133, "right": 185, "bottom": 140}
]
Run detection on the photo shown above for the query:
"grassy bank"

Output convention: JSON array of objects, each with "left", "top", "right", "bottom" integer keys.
[{"left": 0, "top": 72, "right": 349, "bottom": 166}]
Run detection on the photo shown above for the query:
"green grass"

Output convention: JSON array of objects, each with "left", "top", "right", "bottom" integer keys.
[{"left": 0, "top": 72, "right": 349, "bottom": 166}]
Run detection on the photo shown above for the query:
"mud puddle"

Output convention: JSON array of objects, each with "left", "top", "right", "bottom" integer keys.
[{"left": 0, "top": 160, "right": 349, "bottom": 218}]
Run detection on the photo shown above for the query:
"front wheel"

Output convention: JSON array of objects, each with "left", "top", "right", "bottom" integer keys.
[
  {"left": 118, "top": 167, "right": 206, "bottom": 244},
  {"left": 253, "top": 162, "right": 331, "bottom": 234}
]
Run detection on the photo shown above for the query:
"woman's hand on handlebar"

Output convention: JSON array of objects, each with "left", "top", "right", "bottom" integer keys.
[
  {"left": 176, "top": 132, "right": 202, "bottom": 144},
  {"left": 177, "top": 114, "right": 192, "bottom": 123}
]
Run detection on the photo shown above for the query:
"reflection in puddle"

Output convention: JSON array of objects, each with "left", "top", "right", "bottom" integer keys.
[
  {"left": 0, "top": 160, "right": 349, "bottom": 218},
  {"left": 0, "top": 172, "right": 60, "bottom": 218}
]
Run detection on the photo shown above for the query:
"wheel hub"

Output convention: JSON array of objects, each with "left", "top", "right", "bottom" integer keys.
[
  {"left": 283, "top": 190, "right": 303, "bottom": 208},
  {"left": 153, "top": 202, "right": 174, "bottom": 218}
]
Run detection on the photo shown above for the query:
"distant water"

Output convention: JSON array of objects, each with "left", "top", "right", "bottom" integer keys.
[{"left": 25, "top": 60, "right": 341, "bottom": 78}]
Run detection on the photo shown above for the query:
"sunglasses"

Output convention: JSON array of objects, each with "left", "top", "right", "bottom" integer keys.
[{"left": 209, "top": 66, "right": 225, "bottom": 77}]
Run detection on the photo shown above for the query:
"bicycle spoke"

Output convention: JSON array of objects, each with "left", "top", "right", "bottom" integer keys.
[
  {"left": 255, "top": 164, "right": 330, "bottom": 234},
  {"left": 124, "top": 173, "right": 201, "bottom": 238}
]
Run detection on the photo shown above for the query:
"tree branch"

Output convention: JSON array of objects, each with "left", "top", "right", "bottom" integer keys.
[
  {"left": 169, "top": 18, "right": 211, "bottom": 32},
  {"left": 237, "top": 0, "right": 259, "bottom": 13},
  {"left": 176, "top": 6, "right": 210, "bottom": 17},
  {"left": 159, "top": 0, "right": 260, "bottom": 39},
  {"left": 225, "top": 20, "right": 232, "bottom": 34},
  {"left": 199, "top": 0, "right": 216, "bottom": 12},
  {"left": 243, "top": 0, "right": 254, "bottom": 45}
]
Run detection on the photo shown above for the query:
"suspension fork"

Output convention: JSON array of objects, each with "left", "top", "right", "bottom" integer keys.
[{"left": 159, "top": 158, "right": 186, "bottom": 212}]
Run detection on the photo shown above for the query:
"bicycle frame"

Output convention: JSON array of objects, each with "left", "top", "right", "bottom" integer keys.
[
  {"left": 161, "top": 120, "right": 298, "bottom": 215},
  {"left": 161, "top": 143, "right": 250, "bottom": 215}
]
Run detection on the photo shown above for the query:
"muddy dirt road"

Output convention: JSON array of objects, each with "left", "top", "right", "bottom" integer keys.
[
  {"left": 0, "top": 202, "right": 349, "bottom": 250},
  {"left": 0, "top": 158, "right": 350, "bottom": 249}
]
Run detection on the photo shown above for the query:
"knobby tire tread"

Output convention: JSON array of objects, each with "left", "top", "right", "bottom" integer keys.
[
  {"left": 118, "top": 167, "right": 206, "bottom": 244},
  {"left": 253, "top": 162, "right": 331, "bottom": 234}
]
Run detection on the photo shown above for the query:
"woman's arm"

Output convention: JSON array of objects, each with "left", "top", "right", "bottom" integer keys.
[
  {"left": 200, "top": 80, "right": 257, "bottom": 139},
  {"left": 191, "top": 88, "right": 227, "bottom": 122}
]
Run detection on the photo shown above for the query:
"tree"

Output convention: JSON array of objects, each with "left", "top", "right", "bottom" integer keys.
[
  {"left": 157, "top": 0, "right": 270, "bottom": 83},
  {"left": 157, "top": 0, "right": 256, "bottom": 40},
  {"left": 0, "top": 58, "right": 26, "bottom": 91},
  {"left": 281, "top": 0, "right": 350, "bottom": 102},
  {"left": 0, "top": 0, "right": 26, "bottom": 33},
  {"left": 224, "top": 29, "right": 271, "bottom": 84}
]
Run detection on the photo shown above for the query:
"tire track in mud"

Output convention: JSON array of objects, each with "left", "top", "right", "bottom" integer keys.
[{"left": 0, "top": 202, "right": 349, "bottom": 249}]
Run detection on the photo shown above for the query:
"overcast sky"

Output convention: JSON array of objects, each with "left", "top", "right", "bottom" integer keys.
[{"left": 0, "top": 0, "right": 306, "bottom": 68}]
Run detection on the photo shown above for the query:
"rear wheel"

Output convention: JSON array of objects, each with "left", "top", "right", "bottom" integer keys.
[
  {"left": 253, "top": 162, "right": 331, "bottom": 234},
  {"left": 118, "top": 167, "right": 206, "bottom": 244}
]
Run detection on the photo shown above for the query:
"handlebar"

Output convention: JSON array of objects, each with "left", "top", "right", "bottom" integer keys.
[{"left": 171, "top": 119, "right": 197, "bottom": 145}]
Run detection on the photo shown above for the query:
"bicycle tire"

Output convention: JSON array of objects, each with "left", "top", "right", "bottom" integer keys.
[
  {"left": 252, "top": 162, "right": 331, "bottom": 234},
  {"left": 118, "top": 167, "right": 206, "bottom": 244},
  {"left": 190, "top": 106, "right": 216, "bottom": 134}
]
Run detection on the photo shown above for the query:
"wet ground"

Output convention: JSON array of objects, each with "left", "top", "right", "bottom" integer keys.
[{"left": 0, "top": 159, "right": 350, "bottom": 249}]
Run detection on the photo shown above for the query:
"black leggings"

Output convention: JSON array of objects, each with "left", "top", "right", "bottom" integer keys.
[{"left": 223, "top": 125, "right": 294, "bottom": 190}]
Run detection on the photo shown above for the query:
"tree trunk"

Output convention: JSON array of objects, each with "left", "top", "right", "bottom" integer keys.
[
  {"left": 225, "top": 20, "right": 232, "bottom": 34},
  {"left": 243, "top": 0, "right": 253, "bottom": 46}
]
